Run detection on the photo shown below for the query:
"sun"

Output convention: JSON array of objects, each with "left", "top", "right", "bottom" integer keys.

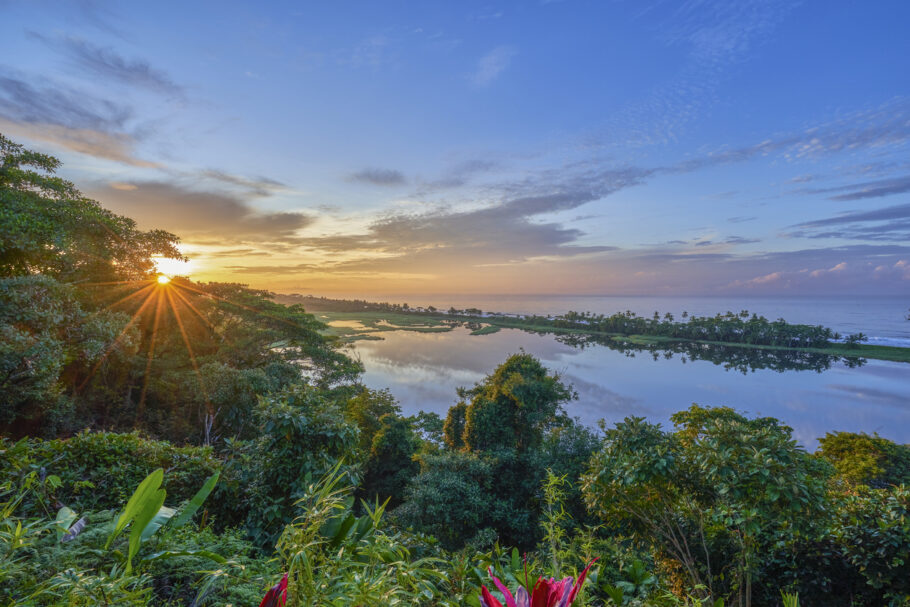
[
  {"left": 157, "top": 274, "right": 172, "bottom": 285},
  {"left": 153, "top": 256, "right": 194, "bottom": 278}
]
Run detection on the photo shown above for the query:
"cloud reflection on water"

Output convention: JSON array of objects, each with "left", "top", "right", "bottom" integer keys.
[{"left": 351, "top": 327, "right": 910, "bottom": 447}]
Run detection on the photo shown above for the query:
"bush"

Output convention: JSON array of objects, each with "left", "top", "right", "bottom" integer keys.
[
  {"left": 0, "top": 431, "right": 220, "bottom": 517},
  {"left": 219, "top": 384, "right": 361, "bottom": 548}
]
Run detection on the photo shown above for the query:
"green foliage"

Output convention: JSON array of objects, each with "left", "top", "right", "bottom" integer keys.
[
  {"left": 274, "top": 464, "right": 450, "bottom": 606},
  {"left": 0, "top": 275, "right": 139, "bottom": 434},
  {"left": 443, "top": 401, "right": 468, "bottom": 450},
  {"left": 818, "top": 431, "right": 910, "bottom": 487},
  {"left": 226, "top": 384, "right": 361, "bottom": 548},
  {"left": 833, "top": 485, "right": 910, "bottom": 602},
  {"left": 461, "top": 353, "right": 575, "bottom": 453},
  {"left": 396, "top": 451, "right": 499, "bottom": 550},
  {"left": 360, "top": 413, "right": 420, "bottom": 507},
  {"left": 0, "top": 466, "right": 225, "bottom": 606},
  {"left": 0, "top": 432, "right": 221, "bottom": 518},
  {"left": 583, "top": 406, "right": 831, "bottom": 605},
  {"left": 346, "top": 387, "right": 402, "bottom": 454},
  {"left": 0, "top": 133, "right": 181, "bottom": 281}
]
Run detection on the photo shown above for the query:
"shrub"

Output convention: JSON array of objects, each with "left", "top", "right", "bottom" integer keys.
[{"left": 0, "top": 431, "right": 220, "bottom": 517}]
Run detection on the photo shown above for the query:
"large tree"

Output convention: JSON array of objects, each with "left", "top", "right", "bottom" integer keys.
[
  {"left": 0, "top": 134, "right": 181, "bottom": 281},
  {"left": 0, "top": 135, "right": 360, "bottom": 441}
]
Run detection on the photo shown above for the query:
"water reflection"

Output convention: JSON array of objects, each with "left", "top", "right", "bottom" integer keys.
[
  {"left": 550, "top": 331, "right": 866, "bottom": 374},
  {"left": 351, "top": 327, "right": 910, "bottom": 446}
]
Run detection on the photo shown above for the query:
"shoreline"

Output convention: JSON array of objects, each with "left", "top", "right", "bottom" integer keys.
[{"left": 304, "top": 306, "right": 910, "bottom": 365}]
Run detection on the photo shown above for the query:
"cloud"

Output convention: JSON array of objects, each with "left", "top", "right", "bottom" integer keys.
[
  {"left": 670, "top": 98, "right": 910, "bottom": 173},
  {"left": 803, "top": 174, "right": 910, "bottom": 201},
  {"left": 90, "top": 181, "right": 314, "bottom": 242},
  {"left": 794, "top": 202, "right": 910, "bottom": 229},
  {"left": 290, "top": 165, "right": 648, "bottom": 281},
  {"left": 471, "top": 45, "right": 517, "bottom": 86},
  {"left": 0, "top": 118, "right": 157, "bottom": 167},
  {"left": 0, "top": 70, "right": 130, "bottom": 131},
  {"left": 347, "top": 168, "right": 407, "bottom": 186},
  {"left": 29, "top": 33, "right": 184, "bottom": 96},
  {"left": 787, "top": 202, "right": 910, "bottom": 243},
  {"left": 417, "top": 159, "right": 501, "bottom": 191},
  {"left": 199, "top": 170, "right": 287, "bottom": 196},
  {"left": 724, "top": 236, "right": 760, "bottom": 245},
  {"left": 0, "top": 69, "right": 157, "bottom": 166},
  {"left": 590, "top": 0, "right": 801, "bottom": 146}
]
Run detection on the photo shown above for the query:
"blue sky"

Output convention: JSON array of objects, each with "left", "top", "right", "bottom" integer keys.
[{"left": 2, "top": 0, "right": 910, "bottom": 296}]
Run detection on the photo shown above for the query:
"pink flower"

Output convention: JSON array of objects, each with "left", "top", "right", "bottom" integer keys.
[
  {"left": 479, "top": 559, "right": 598, "bottom": 607},
  {"left": 259, "top": 573, "right": 288, "bottom": 607}
]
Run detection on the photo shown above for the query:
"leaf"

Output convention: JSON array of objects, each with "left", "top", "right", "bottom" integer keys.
[
  {"left": 140, "top": 505, "right": 177, "bottom": 543},
  {"left": 169, "top": 471, "right": 220, "bottom": 529},
  {"left": 106, "top": 468, "right": 165, "bottom": 549},
  {"left": 127, "top": 483, "right": 166, "bottom": 572},
  {"left": 55, "top": 506, "right": 78, "bottom": 542},
  {"left": 603, "top": 584, "right": 624, "bottom": 605},
  {"left": 61, "top": 516, "right": 87, "bottom": 542}
]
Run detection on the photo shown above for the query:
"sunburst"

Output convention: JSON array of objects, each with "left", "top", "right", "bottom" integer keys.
[{"left": 77, "top": 270, "right": 310, "bottom": 442}]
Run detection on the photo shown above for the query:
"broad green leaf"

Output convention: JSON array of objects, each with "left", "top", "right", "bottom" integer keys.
[
  {"left": 126, "top": 482, "right": 166, "bottom": 572},
  {"left": 55, "top": 506, "right": 77, "bottom": 541},
  {"left": 140, "top": 505, "right": 177, "bottom": 543},
  {"left": 106, "top": 468, "right": 165, "bottom": 549},
  {"left": 169, "top": 471, "right": 220, "bottom": 528}
]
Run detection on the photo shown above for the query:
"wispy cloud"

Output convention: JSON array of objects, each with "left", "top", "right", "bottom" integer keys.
[
  {"left": 802, "top": 174, "right": 910, "bottom": 201},
  {"left": 347, "top": 168, "right": 407, "bottom": 186},
  {"left": 200, "top": 170, "right": 288, "bottom": 197},
  {"left": 0, "top": 118, "right": 156, "bottom": 167},
  {"left": 787, "top": 202, "right": 910, "bottom": 242},
  {"left": 471, "top": 45, "right": 517, "bottom": 86},
  {"left": 0, "top": 70, "right": 130, "bottom": 131},
  {"left": 29, "top": 32, "right": 184, "bottom": 97},
  {"left": 0, "top": 67, "right": 165, "bottom": 166},
  {"left": 794, "top": 202, "right": 910, "bottom": 229}
]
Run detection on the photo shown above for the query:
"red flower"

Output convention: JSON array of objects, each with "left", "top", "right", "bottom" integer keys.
[
  {"left": 259, "top": 573, "right": 288, "bottom": 607},
  {"left": 479, "top": 559, "right": 598, "bottom": 607}
]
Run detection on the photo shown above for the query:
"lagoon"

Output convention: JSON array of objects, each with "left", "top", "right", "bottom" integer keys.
[{"left": 348, "top": 325, "right": 910, "bottom": 446}]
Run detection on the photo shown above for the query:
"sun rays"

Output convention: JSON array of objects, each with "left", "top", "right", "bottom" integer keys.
[{"left": 78, "top": 274, "right": 217, "bottom": 435}]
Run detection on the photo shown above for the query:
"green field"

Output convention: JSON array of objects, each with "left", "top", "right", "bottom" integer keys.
[{"left": 316, "top": 310, "right": 455, "bottom": 341}]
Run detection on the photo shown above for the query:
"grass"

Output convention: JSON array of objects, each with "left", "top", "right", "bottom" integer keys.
[
  {"left": 316, "top": 311, "right": 454, "bottom": 342},
  {"left": 469, "top": 325, "right": 501, "bottom": 335}
]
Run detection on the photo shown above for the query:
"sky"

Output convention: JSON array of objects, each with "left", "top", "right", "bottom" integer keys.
[{"left": 2, "top": 0, "right": 910, "bottom": 298}]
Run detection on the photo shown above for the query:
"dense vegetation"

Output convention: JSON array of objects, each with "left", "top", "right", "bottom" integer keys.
[
  {"left": 2, "top": 136, "right": 909, "bottom": 606},
  {"left": 283, "top": 295, "right": 862, "bottom": 349}
]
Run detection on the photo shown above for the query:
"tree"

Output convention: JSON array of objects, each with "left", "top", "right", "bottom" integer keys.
[
  {"left": 818, "top": 431, "right": 910, "bottom": 488},
  {"left": 403, "top": 355, "right": 579, "bottom": 550},
  {"left": 231, "top": 384, "right": 360, "bottom": 548},
  {"left": 583, "top": 406, "right": 830, "bottom": 606},
  {"left": 345, "top": 388, "right": 401, "bottom": 455},
  {"left": 0, "top": 134, "right": 181, "bottom": 281},
  {"left": 443, "top": 402, "right": 468, "bottom": 450},
  {"left": 360, "top": 413, "right": 419, "bottom": 507},
  {"left": 461, "top": 353, "right": 575, "bottom": 453}
]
